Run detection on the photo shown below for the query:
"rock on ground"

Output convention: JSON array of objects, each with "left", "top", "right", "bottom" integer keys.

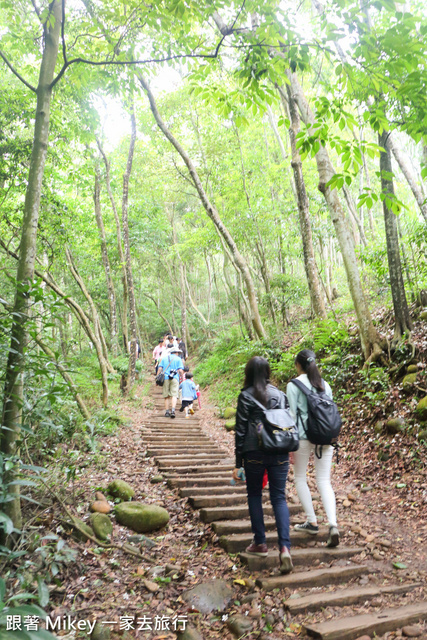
[
  {"left": 114, "top": 502, "right": 169, "bottom": 533},
  {"left": 181, "top": 579, "right": 234, "bottom": 614}
]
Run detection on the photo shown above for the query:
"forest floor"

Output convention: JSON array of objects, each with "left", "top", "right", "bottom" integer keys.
[{"left": 30, "top": 326, "right": 427, "bottom": 640}]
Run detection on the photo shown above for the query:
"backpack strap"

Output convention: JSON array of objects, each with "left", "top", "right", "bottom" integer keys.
[{"left": 290, "top": 379, "right": 313, "bottom": 395}]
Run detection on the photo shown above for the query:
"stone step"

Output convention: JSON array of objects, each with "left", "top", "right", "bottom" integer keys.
[
  {"left": 212, "top": 517, "right": 277, "bottom": 536},
  {"left": 145, "top": 419, "right": 201, "bottom": 426},
  {"left": 168, "top": 476, "right": 236, "bottom": 488},
  {"left": 179, "top": 485, "right": 247, "bottom": 497},
  {"left": 147, "top": 448, "right": 224, "bottom": 456},
  {"left": 190, "top": 493, "right": 256, "bottom": 509},
  {"left": 166, "top": 465, "right": 235, "bottom": 477},
  {"left": 142, "top": 427, "right": 203, "bottom": 433},
  {"left": 257, "top": 564, "right": 370, "bottom": 593},
  {"left": 303, "top": 601, "right": 427, "bottom": 640},
  {"left": 142, "top": 438, "right": 212, "bottom": 444},
  {"left": 200, "top": 503, "right": 302, "bottom": 523},
  {"left": 154, "top": 453, "right": 224, "bottom": 462},
  {"left": 164, "top": 468, "right": 231, "bottom": 478},
  {"left": 219, "top": 528, "right": 330, "bottom": 553},
  {"left": 285, "top": 582, "right": 422, "bottom": 614},
  {"left": 157, "top": 458, "right": 227, "bottom": 469},
  {"left": 239, "top": 545, "right": 364, "bottom": 572}
]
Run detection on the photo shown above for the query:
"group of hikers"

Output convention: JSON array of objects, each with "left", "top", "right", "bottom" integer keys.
[
  {"left": 152, "top": 334, "right": 199, "bottom": 418},
  {"left": 151, "top": 335, "right": 339, "bottom": 576}
]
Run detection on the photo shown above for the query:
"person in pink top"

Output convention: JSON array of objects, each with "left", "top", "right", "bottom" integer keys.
[{"left": 152, "top": 340, "right": 164, "bottom": 374}]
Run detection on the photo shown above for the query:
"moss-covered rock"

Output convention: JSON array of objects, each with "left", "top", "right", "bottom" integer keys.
[
  {"left": 115, "top": 502, "right": 169, "bottom": 533},
  {"left": 406, "top": 364, "right": 418, "bottom": 374},
  {"left": 416, "top": 396, "right": 427, "bottom": 421},
  {"left": 150, "top": 475, "right": 164, "bottom": 484},
  {"left": 385, "top": 418, "right": 405, "bottom": 434},
  {"left": 90, "top": 513, "right": 113, "bottom": 541},
  {"left": 69, "top": 517, "right": 94, "bottom": 542},
  {"left": 417, "top": 429, "right": 427, "bottom": 442},
  {"left": 224, "top": 419, "right": 236, "bottom": 432},
  {"left": 420, "top": 309, "right": 427, "bottom": 321},
  {"left": 223, "top": 407, "right": 237, "bottom": 420},
  {"left": 107, "top": 479, "right": 135, "bottom": 502},
  {"left": 402, "top": 373, "right": 417, "bottom": 389}
]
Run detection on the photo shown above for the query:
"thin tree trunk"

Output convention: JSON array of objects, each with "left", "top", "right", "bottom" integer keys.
[
  {"left": 121, "top": 103, "right": 138, "bottom": 388},
  {"left": 279, "top": 85, "right": 327, "bottom": 319},
  {"left": 34, "top": 336, "right": 90, "bottom": 420},
  {"left": 137, "top": 75, "right": 266, "bottom": 340},
  {"left": 94, "top": 162, "right": 119, "bottom": 354},
  {"left": 388, "top": 134, "right": 427, "bottom": 223},
  {"left": 97, "top": 138, "right": 129, "bottom": 352},
  {"left": 287, "top": 70, "right": 384, "bottom": 360},
  {"left": 0, "top": 0, "right": 62, "bottom": 538},
  {"left": 379, "top": 130, "right": 412, "bottom": 343}
]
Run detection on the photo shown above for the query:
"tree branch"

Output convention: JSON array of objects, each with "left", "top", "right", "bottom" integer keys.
[{"left": 0, "top": 50, "right": 37, "bottom": 92}]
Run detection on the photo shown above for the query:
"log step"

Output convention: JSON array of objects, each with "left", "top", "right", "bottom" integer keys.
[
  {"left": 154, "top": 453, "right": 224, "bottom": 462},
  {"left": 285, "top": 582, "right": 423, "bottom": 614},
  {"left": 239, "top": 546, "right": 363, "bottom": 572},
  {"left": 303, "top": 601, "right": 427, "bottom": 640},
  {"left": 219, "top": 528, "right": 330, "bottom": 553},
  {"left": 200, "top": 503, "right": 302, "bottom": 523},
  {"left": 166, "top": 465, "right": 235, "bottom": 477},
  {"left": 257, "top": 564, "right": 370, "bottom": 593}
]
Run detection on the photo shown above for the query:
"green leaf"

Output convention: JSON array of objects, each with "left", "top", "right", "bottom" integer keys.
[
  {"left": 37, "top": 578, "right": 49, "bottom": 608},
  {"left": 392, "top": 561, "right": 407, "bottom": 569}
]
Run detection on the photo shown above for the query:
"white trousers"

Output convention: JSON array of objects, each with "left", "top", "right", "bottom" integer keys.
[{"left": 293, "top": 439, "right": 337, "bottom": 528}]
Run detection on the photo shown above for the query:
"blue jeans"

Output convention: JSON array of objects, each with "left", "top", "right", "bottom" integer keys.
[{"left": 244, "top": 451, "right": 290, "bottom": 549}]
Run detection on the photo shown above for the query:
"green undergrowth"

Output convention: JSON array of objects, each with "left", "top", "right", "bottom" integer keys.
[{"left": 194, "top": 316, "right": 355, "bottom": 413}]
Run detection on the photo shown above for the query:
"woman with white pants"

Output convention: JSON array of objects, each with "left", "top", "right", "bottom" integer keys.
[{"left": 286, "top": 349, "right": 339, "bottom": 548}]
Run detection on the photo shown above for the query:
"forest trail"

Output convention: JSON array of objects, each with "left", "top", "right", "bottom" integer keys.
[{"left": 139, "top": 383, "right": 427, "bottom": 640}]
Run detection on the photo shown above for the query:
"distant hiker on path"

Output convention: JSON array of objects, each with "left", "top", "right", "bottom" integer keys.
[
  {"left": 287, "top": 349, "right": 340, "bottom": 548},
  {"left": 179, "top": 372, "right": 197, "bottom": 417},
  {"left": 234, "top": 356, "right": 293, "bottom": 574},
  {"left": 152, "top": 339, "right": 164, "bottom": 374},
  {"left": 157, "top": 346, "right": 184, "bottom": 419}
]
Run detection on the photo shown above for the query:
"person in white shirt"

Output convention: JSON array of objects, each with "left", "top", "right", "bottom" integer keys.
[{"left": 286, "top": 349, "right": 339, "bottom": 548}]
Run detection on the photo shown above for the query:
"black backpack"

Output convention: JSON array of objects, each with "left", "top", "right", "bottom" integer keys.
[
  {"left": 247, "top": 392, "right": 299, "bottom": 455},
  {"left": 290, "top": 379, "right": 341, "bottom": 459}
]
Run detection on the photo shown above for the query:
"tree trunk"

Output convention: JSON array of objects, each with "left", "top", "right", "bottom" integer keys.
[
  {"left": 97, "top": 138, "right": 129, "bottom": 352},
  {"left": 379, "top": 130, "right": 412, "bottom": 343},
  {"left": 279, "top": 85, "right": 327, "bottom": 319},
  {"left": 137, "top": 74, "right": 266, "bottom": 340},
  {"left": 94, "top": 163, "right": 119, "bottom": 354},
  {"left": 0, "top": 0, "right": 62, "bottom": 539},
  {"left": 34, "top": 336, "right": 90, "bottom": 419},
  {"left": 121, "top": 104, "right": 138, "bottom": 388},
  {"left": 287, "top": 70, "right": 384, "bottom": 360},
  {"left": 389, "top": 134, "right": 427, "bottom": 223}
]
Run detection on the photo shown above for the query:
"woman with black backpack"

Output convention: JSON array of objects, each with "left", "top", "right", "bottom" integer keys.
[
  {"left": 233, "top": 356, "right": 294, "bottom": 574},
  {"left": 286, "top": 349, "right": 340, "bottom": 548}
]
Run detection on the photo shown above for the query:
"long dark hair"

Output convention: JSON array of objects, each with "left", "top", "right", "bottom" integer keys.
[
  {"left": 295, "top": 349, "right": 324, "bottom": 392},
  {"left": 244, "top": 356, "right": 270, "bottom": 406}
]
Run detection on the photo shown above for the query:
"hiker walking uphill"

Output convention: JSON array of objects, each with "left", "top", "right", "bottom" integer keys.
[
  {"left": 157, "top": 346, "right": 184, "bottom": 419},
  {"left": 287, "top": 349, "right": 340, "bottom": 548},
  {"left": 234, "top": 356, "right": 295, "bottom": 575}
]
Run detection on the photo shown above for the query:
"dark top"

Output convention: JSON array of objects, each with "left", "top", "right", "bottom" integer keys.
[{"left": 234, "top": 383, "right": 289, "bottom": 467}]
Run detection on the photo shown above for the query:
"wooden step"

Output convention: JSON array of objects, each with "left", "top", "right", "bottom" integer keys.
[
  {"left": 257, "top": 564, "right": 370, "bottom": 593},
  {"left": 164, "top": 468, "right": 231, "bottom": 478},
  {"left": 179, "top": 485, "right": 247, "bottom": 497},
  {"left": 219, "top": 528, "right": 330, "bottom": 553},
  {"left": 285, "top": 582, "right": 422, "bottom": 614},
  {"left": 200, "top": 503, "right": 302, "bottom": 523},
  {"left": 147, "top": 446, "right": 223, "bottom": 454},
  {"left": 303, "top": 601, "right": 427, "bottom": 640},
  {"left": 142, "top": 438, "right": 212, "bottom": 444},
  {"left": 239, "top": 546, "right": 364, "bottom": 572}
]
